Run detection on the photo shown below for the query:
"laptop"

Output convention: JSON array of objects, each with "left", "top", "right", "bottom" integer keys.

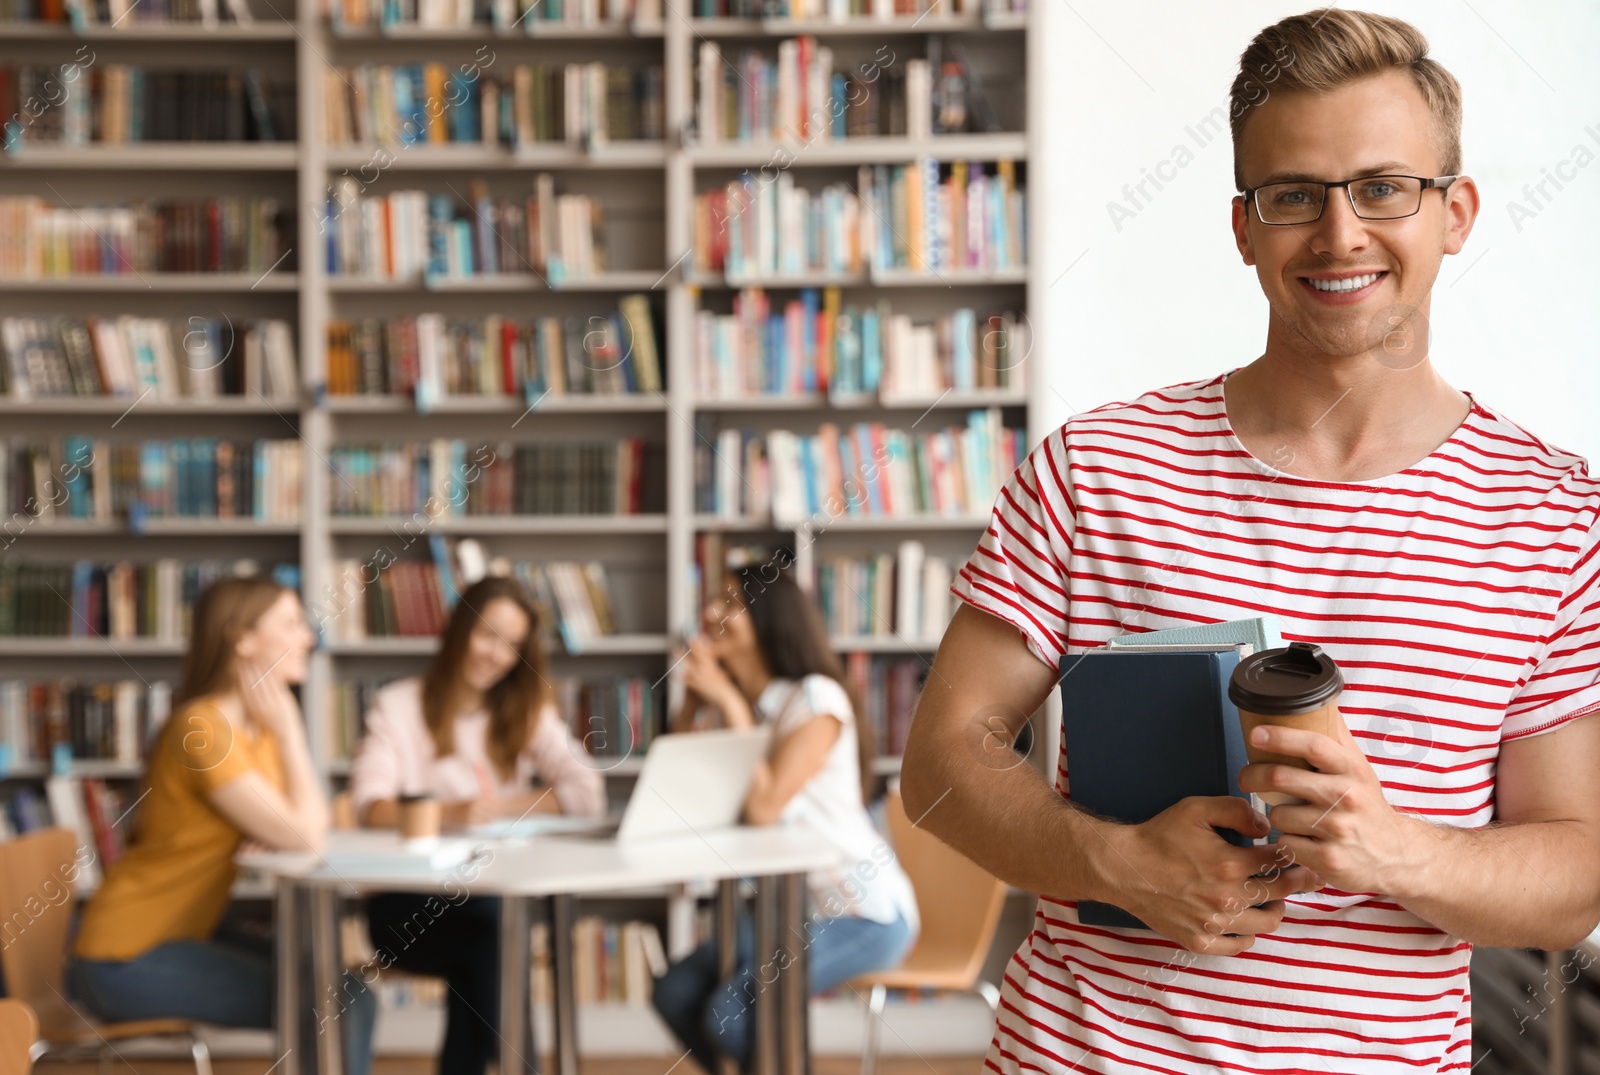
[{"left": 474, "top": 727, "right": 772, "bottom": 844}]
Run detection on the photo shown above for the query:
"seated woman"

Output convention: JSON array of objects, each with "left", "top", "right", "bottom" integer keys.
[
  {"left": 349, "top": 574, "right": 605, "bottom": 1075},
  {"left": 72, "top": 577, "right": 375, "bottom": 1075},
  {"left": 651, "top": 561, "right": 919, "bottom": 1072}
]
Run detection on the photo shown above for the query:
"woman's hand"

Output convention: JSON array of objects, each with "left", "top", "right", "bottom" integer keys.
[
  {"left": 237, "top": 660, "right": 302, "bottom": 741},
  {"left": 679, "top": 637, "right": 739, "bottom": 708},
  {"left": 442, "top": 798, "right": 501, "bottom": 828}
]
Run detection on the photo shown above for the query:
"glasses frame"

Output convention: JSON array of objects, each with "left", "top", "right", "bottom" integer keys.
[{"left": 1241, "top": 174, "right": 1461, "bottom": 226}]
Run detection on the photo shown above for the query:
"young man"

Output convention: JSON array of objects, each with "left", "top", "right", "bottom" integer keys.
[{"left": 902, "top": 9, "right": 1600, "bottom": 1073}]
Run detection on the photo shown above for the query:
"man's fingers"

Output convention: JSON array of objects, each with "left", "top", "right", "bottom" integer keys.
[{"left": 1194, "top": 795, "right": 1270, "bottom": 835}]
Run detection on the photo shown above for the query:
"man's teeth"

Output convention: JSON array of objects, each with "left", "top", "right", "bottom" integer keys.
[{"left": 1307, "top": 272, "right": 1382, "bottom": 292}]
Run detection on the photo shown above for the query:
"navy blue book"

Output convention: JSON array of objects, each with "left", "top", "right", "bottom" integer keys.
[{"left": 1057, "top": 646, "right": 1255, "bottom": 930}]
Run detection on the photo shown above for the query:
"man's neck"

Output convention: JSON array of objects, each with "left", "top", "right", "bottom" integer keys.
[{"left": 1225, "top": 333, "right": 1470, "bottom": 484}]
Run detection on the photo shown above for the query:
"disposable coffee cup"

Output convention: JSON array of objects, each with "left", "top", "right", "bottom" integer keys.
[
  {"left": 1228, "top": 642, "right": 1345, "bottom": 807},
  {"left": 398, "top": 794, "right": 441, "bottom": 844}
]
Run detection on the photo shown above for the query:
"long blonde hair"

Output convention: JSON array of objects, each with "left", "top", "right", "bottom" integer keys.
[{"left": 176, "top": 576, "right": 293, "bottom": 707}]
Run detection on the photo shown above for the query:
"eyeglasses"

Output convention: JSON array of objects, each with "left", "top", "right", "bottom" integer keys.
[{"left": 1242, "top": 174, "right": 1460, "bottom": 226}]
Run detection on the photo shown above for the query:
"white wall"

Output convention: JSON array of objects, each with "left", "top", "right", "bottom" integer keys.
[{"left": 1031, "top": 0, "right": 1600, "bottom": 464}]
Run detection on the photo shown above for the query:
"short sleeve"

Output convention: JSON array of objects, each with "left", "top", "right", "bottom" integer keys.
[
  {"left": 772, "top": 675, "right": 852, "bottom": 740},
  {"left": 1503, "top": 518, "right": 1600, "bottom": 741},
  {"left": 950, "top": 423, "right": 1075, "bottom": 669},
  {"left": 164, "top": 702, "right": 262, "bottom": 793}
]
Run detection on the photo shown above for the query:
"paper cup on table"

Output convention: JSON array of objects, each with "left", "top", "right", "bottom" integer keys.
[
  {"left": 398, "top": 794, "right": 441, "bottom": 848},
  {"left": 1227, "top": 642, "right": 1345, "bottom": 807}
]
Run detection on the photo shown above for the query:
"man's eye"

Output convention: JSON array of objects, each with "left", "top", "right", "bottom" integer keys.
[{"left": 1361, "top": 181, "right": 1399, "bottom": 199}]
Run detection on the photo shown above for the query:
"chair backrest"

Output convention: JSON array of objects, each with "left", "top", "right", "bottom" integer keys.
[
  {"left": 883, "top": 790, "right": 1007, "bottom": 989},
  {"left": 0, "top": 829, "right": 83, "bottom": 1029},
  {"left": 0, "top": 998, "right": 38, "bottom": 1075},
  {"left": 331, "top": 790, "right": 357, "bottom": 830}
]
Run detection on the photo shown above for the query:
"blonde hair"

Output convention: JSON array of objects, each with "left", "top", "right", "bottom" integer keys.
[
  {"left": 176, "top": 576, "right": 293, "bottom": 707},
  {"left": 1230, "top": 9, "right": 1463, "bottom": 190}
]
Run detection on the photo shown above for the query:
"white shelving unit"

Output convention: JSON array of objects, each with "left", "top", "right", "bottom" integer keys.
[{"left": 0, "top": 0, "right": 1041, "bottom": 1057}]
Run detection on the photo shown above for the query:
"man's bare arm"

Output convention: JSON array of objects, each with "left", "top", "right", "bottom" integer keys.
[
  {"left": 900, "top": 603, "right": 1102, "bottom": 899},
  {"left": 1398, "top": 713, "right": 1600, "bottom": 949}
]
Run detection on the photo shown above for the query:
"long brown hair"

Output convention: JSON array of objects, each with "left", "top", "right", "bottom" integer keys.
[
  {"left": 421, "top": 575, "right": 551, "bottom": 781},
  {"left": 728, "top": 561, "right": 878, "bottom": 803},
  {"left": 176, "top": 576, "right": 293, "bottom": 707}
]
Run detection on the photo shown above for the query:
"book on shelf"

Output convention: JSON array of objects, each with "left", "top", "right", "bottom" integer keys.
[
  {"left": 326, "top": 673, "right": 660, "bottom": 763},
  {"left": 817, "top": 539, "right": 952, "bottom": 642},
  {"left": 0, "top": 559, "right": 292, "bottom": 640},
  {"left": 323, "top": 0, "right": 660, "bottom": 32},
  {"left": 324, "top": 62, "right": 663, "bottom": 149},
  {"left": 695, "top": 286, "right": 1024, "bottom": 398},
  {"left": 0, "top": 67, "right": 290, "bottom": 147},
  {"left": 1, "top": 316, "right": 296, "bottom": 401},
  {"left": 0, "top": 437, "right": 303, "bottom": 523},
  {"left": 695, "top": 37, "right": 910, "bottom": 145},
  {"left": 32, "top": 777, "right": 138, "bottom": 881},
  {"left": 324, "top": 556, "right": 623, "bottom": 646},
  {"left": 327, "top": 437, "right": 656, "bottom": 517},
  {"left": 0, "top": 678, "right": 171, "bottom": 773},
  {"left": 693, "top": 159, "right": 1025, "bottom": 279},
  {"left": 694, "top": 408, "right": 1022, "bottom": 523},
  {"left": 689, "top": 0, "right": 994, "bottom": 17},
  {"left": 562, "top": 917, "right": 666, "bottom": 1007},
  {"left": 325, "top": 175, "right": 608, "bottom": 283},
  {"left": 843, "top": 652, "right": 925, "bottom": 756},
  {"left": 36, "top": 0, "right": 260, "bottom": 27},
  {"left": 0, "top": 196, "right": 286, "bottom": 278},
  {"left": 325, "top": 299, "right": 661, "bottom": 401}
]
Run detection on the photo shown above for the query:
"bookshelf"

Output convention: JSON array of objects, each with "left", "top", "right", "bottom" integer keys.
[{"left": 0, "top": 0, "right": 1042, "bottom": 1057}]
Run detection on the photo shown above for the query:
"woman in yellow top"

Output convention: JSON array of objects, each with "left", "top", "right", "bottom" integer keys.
[{"left": 71, "top": 577, "right": 374, "bottom": 1075}]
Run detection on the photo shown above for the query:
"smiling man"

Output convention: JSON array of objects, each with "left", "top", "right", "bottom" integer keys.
[{"left": 902, "top": 9, "right": 1600, "bottom": 1074}]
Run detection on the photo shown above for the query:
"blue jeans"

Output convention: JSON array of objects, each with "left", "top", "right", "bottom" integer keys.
[
  {"left": 72, "top": 923, "right": 375, "bottom": 1075},
  {"left": 651, "top": 910, "right": 913, "bottom": 1073}
]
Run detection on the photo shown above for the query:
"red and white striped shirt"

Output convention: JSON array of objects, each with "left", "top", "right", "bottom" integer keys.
[{"left": 952, "top": 372, "right": 1600, "bottom": 1075}]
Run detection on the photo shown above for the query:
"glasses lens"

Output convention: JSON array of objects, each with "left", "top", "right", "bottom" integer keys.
[
  {"left": 1350, "top": 175, "right": 1423, "bottom": 219},
  {"left": 1255, "top": 182, "right": 1324, "bottom": 224}
]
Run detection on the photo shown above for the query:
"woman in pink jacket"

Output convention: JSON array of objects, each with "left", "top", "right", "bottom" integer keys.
[{"left": 349, "top": 575, "right": 604, "bottom": 1075}]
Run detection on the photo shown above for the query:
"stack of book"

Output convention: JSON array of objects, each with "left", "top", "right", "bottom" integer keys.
[
  {"left": 0, "top": 558, "right": 291, "bottom": 640},
  {"left": 0, "top": 196, "right": 286, "bottom": 277},
  {"left": 324, "top": 176, "right": 606, "bottom": 282},
  {"left": 552, "top": 676, "right": 661, "bottom": 760},
  {"left": 67, "top": 0, "right": 257, "bottom": 25},
  {"left": 1, "top": 437, "right": 303, "bottom": 523},
  {"left": 0, "top": 67, "right": 287, "bottom": 145},
  {"left": 1, "top": 316, "right": 297, "bottom": 401},
  {"left": 818, "top": 539, "right": 953, "bottom": 642},
  {"left": 327, "top": 438, "right": 653, "bottom": 517},
  {"left": 323, "top": 62, "right": 664, "bottom": 148},
  {"left": 325, "top": 300, "right": 661, "bottom": 399},
  {"left": 325, "top": 677, "right": 385, "bottom": 761},
  {"left": 322, "top": 557, "right": 622, "bottom": 643},
  {"left": 695, "top": 287, "right": 1024, "bottom": 398},
  {"left": 695, "top": 409, "right": 1021, "bottom": 521},
  {"left": 694, "top": 160, "right": 1025, "bottom": 278},
  {"left": 323, "top": 0, "right": 661, "bottom": 31},
  {"left": 0, "top": 678, "right": 172, "bottom": 770},
  {"left": 843, "top": 652, "right": 925, "bottom": 756}
]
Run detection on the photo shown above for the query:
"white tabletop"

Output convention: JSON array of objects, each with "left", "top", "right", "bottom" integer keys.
[{"left": 239, "top": 825, "right": 843, "bottom": 896}]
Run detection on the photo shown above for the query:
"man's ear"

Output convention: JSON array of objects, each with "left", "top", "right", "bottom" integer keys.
[
  {"left": 1231, "top": 195, "right": 1256, "bottom": 266},
  {"left": 1442, "top": 175, "right": 1480, "bottom": 256}
]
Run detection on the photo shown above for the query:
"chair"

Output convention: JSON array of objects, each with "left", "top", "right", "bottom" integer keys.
[
  {"left": 849, "top": 791, "right": 1007, "bottom": 1075},
  {"left": 0, "top": 999, "right": 39, "bottom": 1075},
  {"left": 0, "top": 828, "right": 212, "bottom": 1075}
]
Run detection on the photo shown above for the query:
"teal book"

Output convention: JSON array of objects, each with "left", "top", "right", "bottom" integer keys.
[{"left": 1058, "top": 645, "right": 1256, "bottom": 930}]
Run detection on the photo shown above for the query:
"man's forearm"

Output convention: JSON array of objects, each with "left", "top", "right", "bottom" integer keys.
[
  {"left": 1395, "top": 815, "right": 1600, "bottom": 949},
  {"left": 901, "top": 729, "right": 1124, "bottom": 903}
]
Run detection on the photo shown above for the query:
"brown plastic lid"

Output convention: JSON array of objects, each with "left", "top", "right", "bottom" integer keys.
[{"left": 1227, "top": 642, "right": 1344, "bottom": 715}]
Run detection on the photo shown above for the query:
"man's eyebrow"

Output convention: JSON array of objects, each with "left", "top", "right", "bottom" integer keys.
[{"left": 1253, "top": 162, "right": 1416, "bottom": 184}]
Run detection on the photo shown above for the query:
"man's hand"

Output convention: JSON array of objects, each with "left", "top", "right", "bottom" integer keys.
[
  {"left": 1105, "top": 795, "right": 1321, "bottom": 955},
  {"left": 1237, "top": 716, "right": 1417, "bottom": 898}
]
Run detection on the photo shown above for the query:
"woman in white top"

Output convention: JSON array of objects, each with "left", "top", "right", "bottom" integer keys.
[
  {"left": 652, "top": 559, "right": 919, "bottom": 1072},
  {"left": 349, "top": 575, "right": 604, "bottom": 1075}
]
